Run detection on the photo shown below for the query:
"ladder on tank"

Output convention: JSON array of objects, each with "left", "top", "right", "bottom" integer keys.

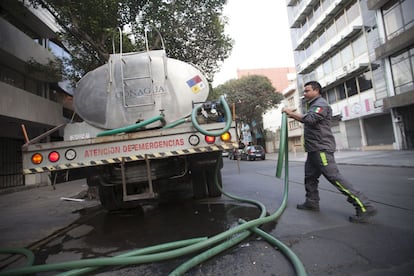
[{"left": 112, "top": 27, "right": 168, "bottom": 108}]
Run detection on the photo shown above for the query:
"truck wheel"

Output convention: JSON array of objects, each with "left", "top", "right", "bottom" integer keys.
[
  {"left": 206, "top": 168, "right": 222, "bottom": 197},
  {"left": 98, "top": 182, "right": 140, "bottom": 211},
  {"left": 191, "top": 169, "right": 208, "bottom": 199}
]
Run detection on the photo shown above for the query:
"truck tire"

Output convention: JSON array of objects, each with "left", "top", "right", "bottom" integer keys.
[
  {"left": 206, "top": 168, "right": 222, "bottom": 197},
  {"left": 98, "top": 182, "right": 141, "bottom": 211},
  {"left": 191, "top": 169, "right": 208, "bottom": 199}
]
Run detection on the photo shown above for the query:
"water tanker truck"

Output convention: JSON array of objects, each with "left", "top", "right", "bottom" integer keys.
[{"left": 21, "top": 42, "right": 237, "bottom": 211}]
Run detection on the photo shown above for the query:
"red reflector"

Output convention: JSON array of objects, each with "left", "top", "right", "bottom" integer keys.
[
  {"left": 48, "top": 151, "right": 60, "bottom": 162},
  {"left": 205, "top": 136, "right": 216, "bottom": 144}
]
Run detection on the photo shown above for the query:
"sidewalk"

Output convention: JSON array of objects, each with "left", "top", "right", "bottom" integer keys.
[{"left": 267, "top": 149, "right": 414, "bottom": 168}]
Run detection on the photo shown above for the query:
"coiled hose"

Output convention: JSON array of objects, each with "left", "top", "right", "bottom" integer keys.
[{"left": 0, "top": 113, "right": 306, "bottom": 276}]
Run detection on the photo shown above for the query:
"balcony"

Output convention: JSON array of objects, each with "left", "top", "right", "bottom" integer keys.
[
  {"left": 0, "top": 82, "right": 64, "bottom": 127},
  {"left": 0, "top": 17, "right": 57, "bottom": 72},
  {"left": 298, "top": 24, "right": 364, "bottom": 74}
]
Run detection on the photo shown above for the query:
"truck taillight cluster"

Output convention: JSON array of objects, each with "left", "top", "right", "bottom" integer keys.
[
  {"left": 31, "top": 149, "right": 77, "bottom": 165},
  {"left": 204, "top": 131, "right": 232, "bottom": 144}
]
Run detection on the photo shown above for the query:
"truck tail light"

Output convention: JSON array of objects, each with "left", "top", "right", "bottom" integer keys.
[
  {"left": 220, "top": 131, "right": 231, "bottom": 142},
  {"left": 31, "top": 153, "right": 43, "bottom": 164},
  {"left": 48, "top": 151, "right": 60, "bottom": 162},
  {"left": 205, "top": 135, "right": 215, "bottom": 144}
]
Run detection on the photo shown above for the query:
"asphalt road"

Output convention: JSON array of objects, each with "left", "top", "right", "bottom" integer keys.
[{"left": 1, "top": 157, "right": 414, "bottom": 275}]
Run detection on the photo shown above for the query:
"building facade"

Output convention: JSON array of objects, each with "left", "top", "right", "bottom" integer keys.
[
  {"left": 0, "top": 1, "right": 70, "bottom": 188},
  {"left": 286, "top": 0, "right": 414, "bottom": 150}
]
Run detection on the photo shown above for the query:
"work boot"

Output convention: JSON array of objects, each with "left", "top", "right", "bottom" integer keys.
[
  {"left": 296, "top": 201, "right": 320, "bottom": 212},
  {"left": 349, "top": 206, "right": 378, "bottom": 223}
]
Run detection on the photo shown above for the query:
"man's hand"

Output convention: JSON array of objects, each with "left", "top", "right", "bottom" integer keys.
[
  {"left": 282, "top": 108, "right": 296, "bottom": 116},
  {"left": 282, "top": 108, "right": 302, "bottom": 121}
]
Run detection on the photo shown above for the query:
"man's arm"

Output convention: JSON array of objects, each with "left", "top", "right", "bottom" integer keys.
[{"left": 282, "top": 108, "right": 303, "bottom": 122}]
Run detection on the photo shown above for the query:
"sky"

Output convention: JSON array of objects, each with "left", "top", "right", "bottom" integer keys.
[{"left": 213, "top": 0, "right": 295, "bottom": 87}]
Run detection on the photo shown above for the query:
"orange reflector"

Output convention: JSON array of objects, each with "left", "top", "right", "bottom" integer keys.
[
  {"left": 48, "top": 151, "right": 60, "bottom": 162},
  {"left": 31, "top": 153, "right": 43, "bottom": 164},
  {"left": 205, "top": 135, "right": 216, "bottom": 144},
  {"left": 220, "top": 132, "right": 231, "bottom": 142}
]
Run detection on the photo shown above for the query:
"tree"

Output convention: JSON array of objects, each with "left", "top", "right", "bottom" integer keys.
[
  {"left": 31, "top": 0, "right": 233, "bottom": 85},
  {"left": 214, "top": 75, "right": 283, "bottom": 144}
]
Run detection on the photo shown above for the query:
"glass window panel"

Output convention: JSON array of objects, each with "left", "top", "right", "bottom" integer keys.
[
  {"left": 346, "top": 78, "right": 358, "bottom": 97},
  {"left": 391, "top": 51, "right": 413, "bottom": 88},
  {"left": 318, "top": 30, "right": 326, "bottom": 46},
  {"left": 358, "top": 72, "right": 373, "bottom": 92},
  {"left": 402, "top": 0, "right": 414, "bottom": 27},
  {"left": 346, "top": 1, "right": 359, "bottom": 23},
  {"left": 337, "top": 84, "right": 346, "bottom": 100},
  {"left": 335, "top": 12, "right": 346, "bottom": 31},
  {"left": 383, "top": 1, "right": 403, "bottom": 38},
  {"left": 323, "top": 59, "right": 332, "bottom": 74},
  {"left": 394, "top": 82, "right": 414, "bottom": 95},
  {"left": 326, "top": 20, "right": 336, "bottom": 41},
  {"left": 316, "top": 65, "right": 324, "bottom": 79},
  {"left": 322, "top": 0, "right": 330, "bottom": 12},
  {"left": 332, "top": 52, "right": 342, "bottom": 70},
  {"left": 341, "top": 44, "right": 353, "bottom": 64},
  {"left": 314, "top": 2, "right": 321, "bottom": 18},
  {"left": 327, "top": 88, "right": 336, "bottom": 103},
  {"left": 308, "top": 10, "right": 315, "bottom": 27},
  {"left": 321, "top": 91, "right": 328, "bottom": 101},
  {"left": 353, "top": 35, "right": 367, "bottom": 57}
]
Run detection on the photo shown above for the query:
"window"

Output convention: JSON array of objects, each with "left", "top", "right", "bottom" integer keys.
[
  {"left": 327, "top": 88, "right": 337, "bottom": 103},
  {"left": 332, "top": 52, "right": 342, "bottom": 70},
  {"left": 337, "top": 85, "right": 347, "bottom": 100},
  {"left": 346, "top": 1, "right": 359, "bottom": 23},
  {"left": 318, "top": 30, "right": 326, "bottom": 47},
  {"left": 383, "top": 1, "right": 403, "bottom": 38},
  {"left": 323, "top": 59, "right": 332, "bottom": 74},
  {"left": 390, "top": 48, "right": 414, "bottom": 94},
  {"left": 358, "top": 72, "right": 373, "bottom": 92},
  {"left": 321, "top": 91, "right": 328, "bottom": 101},
  {"left": 402, "top": 0, "right": 414, "bottom": 29},
  {"left": 335, "top": 12, "right": 346, "bottom": 32},
  {"left": 326, "top": 20, "right": 336, "bottom": 41},
  {"left": 352, "top": 35, "right": 367, "bottom": 58},
  {"left": 382, "top": 0, "right": 413, "bottom": 40},
  {"left": 316, "top": 65, "right": 324, "bottom": 79},
  {"left": 341, "top": 44, "right": 353, "bottom": 64},
  {"left": 346, "top": 78, "right": 358, "bottom": 97}
]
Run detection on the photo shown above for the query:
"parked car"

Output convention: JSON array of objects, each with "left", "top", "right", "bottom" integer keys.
[{"left": 240, "top": 145, "right": 266, "bottom": 161}]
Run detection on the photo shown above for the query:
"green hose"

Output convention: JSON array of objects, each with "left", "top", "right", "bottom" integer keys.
[
  {"left": 0, "top": 113, "right": 306, "bottom": 276},
  {"left": 0, "top": 248, "right": 35, "bottom": 268},
  {"left": 170, "top": 113, "right": 306, "bottom": 276},
  {"left": 191, "top": 95, "right": 233, "bottom": 136},
  {"left": 162, "top": 116, "right": 190, "bottom": 129},
  {"left": 96, "top": 114, "right": 166, "bottom": 137}
]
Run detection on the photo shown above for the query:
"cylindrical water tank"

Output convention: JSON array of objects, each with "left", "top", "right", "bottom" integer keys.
[{"left": 74, "top": 50, "right": 209, "bottom": 130}]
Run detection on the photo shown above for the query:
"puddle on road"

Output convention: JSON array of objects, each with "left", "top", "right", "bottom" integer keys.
[
  {"left": 32, "top": 201, "right": 278, "bottom": 274},
  {"left": 82, "top": 201, "right": 277, "bottom": 250}
]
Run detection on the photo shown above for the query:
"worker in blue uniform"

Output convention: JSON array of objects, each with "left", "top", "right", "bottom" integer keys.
[{"left": 282, "top": 81, "right": 377, "bottom": 223}]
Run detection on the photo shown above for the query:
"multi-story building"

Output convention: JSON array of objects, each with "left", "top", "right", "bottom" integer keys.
[
  {"left": 286, "top": 0, "right": 414, "bottom": 151},
  {"left": 0, "top": 1, "right": 71, "bottom": 188}
]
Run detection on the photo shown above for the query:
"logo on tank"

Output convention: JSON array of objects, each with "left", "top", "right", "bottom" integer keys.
[{"left": 186, "top": 75, "right": 205, "bottom": 93}]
